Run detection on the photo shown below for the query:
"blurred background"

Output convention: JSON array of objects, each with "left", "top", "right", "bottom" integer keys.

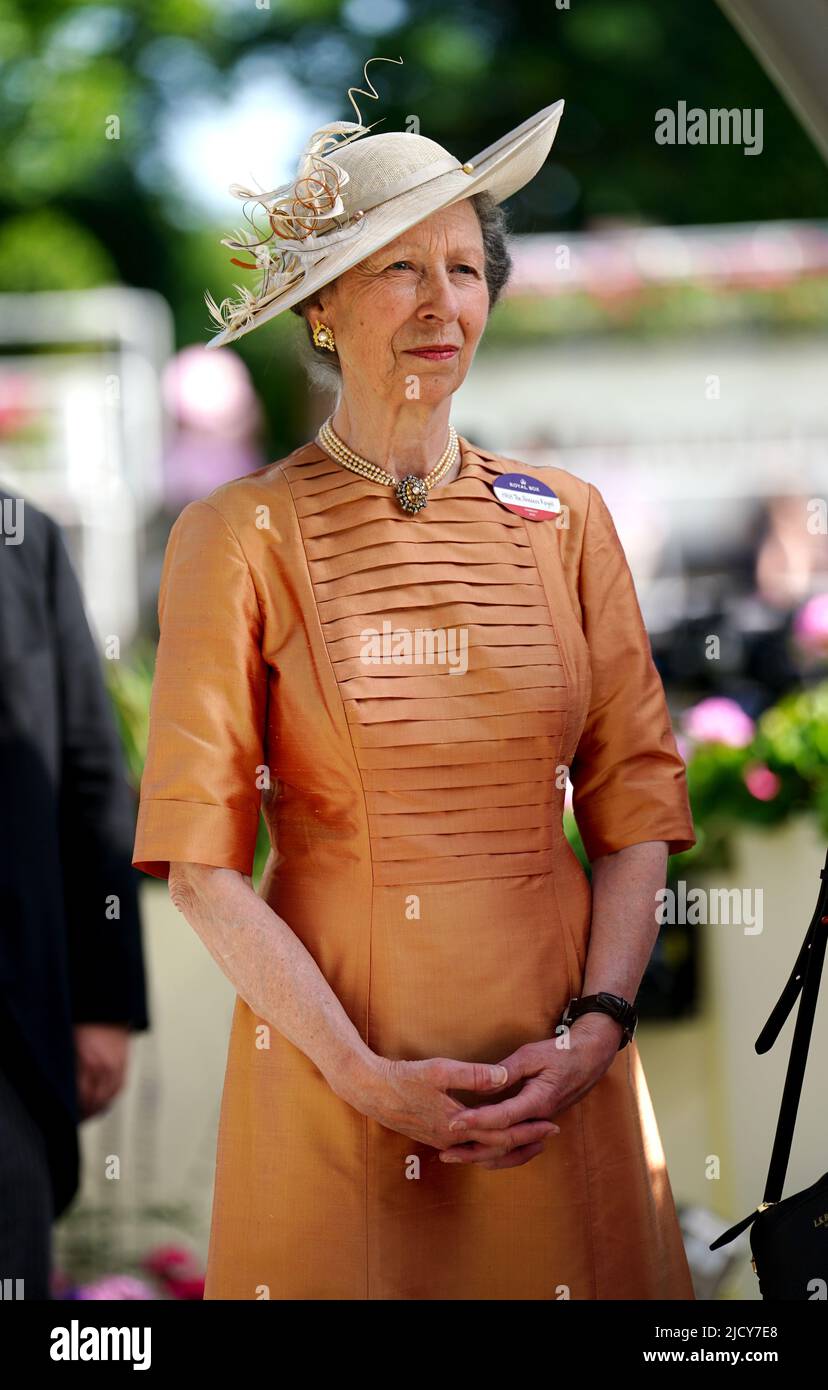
[{"left": 1, "top": 0, "right": 827, "bottom": 1301}]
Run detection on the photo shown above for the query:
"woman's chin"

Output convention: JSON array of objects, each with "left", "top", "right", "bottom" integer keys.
[{"left": 398, "top": 364, "right": 466, "bottom": 399}]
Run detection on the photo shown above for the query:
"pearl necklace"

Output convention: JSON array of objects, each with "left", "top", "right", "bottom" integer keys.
[{"left": 315, "top": 415, "right": 459, "bottom": 514}]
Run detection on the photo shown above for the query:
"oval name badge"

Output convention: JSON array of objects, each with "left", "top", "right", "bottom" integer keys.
[{"left": 492, "top": 472, "right": 561, "bottom": 521}]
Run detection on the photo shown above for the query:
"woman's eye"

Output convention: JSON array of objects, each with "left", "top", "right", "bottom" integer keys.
[{"left": 384, "top": 261, "right": 479, "bottom": 275}]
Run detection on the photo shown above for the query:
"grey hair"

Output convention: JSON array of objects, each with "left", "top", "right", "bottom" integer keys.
[{"left": 289, "top": 189, "right": 513, "bottom": 393}]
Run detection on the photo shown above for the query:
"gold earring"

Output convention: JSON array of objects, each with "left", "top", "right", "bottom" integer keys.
[{"left": 312, "top": 321, "right": 336, "bottom": 352}]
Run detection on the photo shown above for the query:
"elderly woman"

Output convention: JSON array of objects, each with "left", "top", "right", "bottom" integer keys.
[{"left": 133, "top": 65, "right": 697, "bottom": 1300}]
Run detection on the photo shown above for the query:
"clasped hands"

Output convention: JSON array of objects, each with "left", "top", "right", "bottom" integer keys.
[{"left": 346, "top": 1014, "right": 624, "bottom": 1171}]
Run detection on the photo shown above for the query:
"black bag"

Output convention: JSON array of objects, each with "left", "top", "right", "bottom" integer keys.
[{"left": 709, "top": 845, "right": 828, "bottom": 1301}]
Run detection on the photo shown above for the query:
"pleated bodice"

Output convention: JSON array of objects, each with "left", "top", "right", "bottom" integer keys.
[{"left": 285, "top": 442, "right": 569, "bottom": 886}]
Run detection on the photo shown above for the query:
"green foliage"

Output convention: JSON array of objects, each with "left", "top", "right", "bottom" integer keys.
[
  {"left": 679, "top": 681, "right": 828, "bottom": 874},
  {"left": 0, "top": 209, "right": 117, "bottom": 291},
  {"left": 483, "top": 276, "right": 828, "bottom": 345},
  {"left": 105, "top": 640, "right": 157, "bottom": 792}
]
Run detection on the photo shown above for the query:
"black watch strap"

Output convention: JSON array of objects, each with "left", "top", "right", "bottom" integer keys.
[{"left": 559, "top": 992, "right": 638, "bottom": 1048}]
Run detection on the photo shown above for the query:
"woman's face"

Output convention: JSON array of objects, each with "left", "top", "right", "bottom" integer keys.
[{"left": 310, "top": 198, "right": 489, "bottom": 405}]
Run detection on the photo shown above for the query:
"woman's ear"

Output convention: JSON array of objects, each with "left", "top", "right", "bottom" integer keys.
[
  {"left": 310, "top": 282, "right": 339, "bottom": 329},
  {"left": 304, "top": 291, "right": 329, "bottom": 322}
]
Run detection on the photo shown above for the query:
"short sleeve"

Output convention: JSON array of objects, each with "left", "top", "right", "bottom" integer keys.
[
  {"left": 569, "top": 483, "right": 696, "bottom": 861},
  {"left": 132, "top": 499, "right": 268, "bottom": 880}
]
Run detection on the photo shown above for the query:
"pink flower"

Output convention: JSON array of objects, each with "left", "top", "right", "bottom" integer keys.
[
  {"left": 793, "top": 594, "right": 828, "bottom": 654},
  {"left": 682, "top": 697, "right": 755, "bottom": 748},
  {"left": 143, "top": 1243, "right": 191, "bottom": 1271},
  {"left": 143, "top": 1244, "right": 204, "bottom": 1300},
  {"left": 76, "top": 1275, "right": 156, "bottom": 1300},
  {"left": 744, "top": 764, "right": 781, "bottom": 801}
]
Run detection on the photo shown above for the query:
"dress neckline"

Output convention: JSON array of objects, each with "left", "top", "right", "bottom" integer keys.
[{"left": 309, "top": 430, "right": 478, "bottom": 497}]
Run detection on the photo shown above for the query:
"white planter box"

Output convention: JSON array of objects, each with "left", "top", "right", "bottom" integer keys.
[{"left": 694, "top": 815, "right": 827, "bottom": 1298}]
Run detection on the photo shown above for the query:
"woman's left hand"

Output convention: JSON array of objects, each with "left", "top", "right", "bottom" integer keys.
[{"left": 438, "top": 1015, "right": 624, "bottom": 1169}]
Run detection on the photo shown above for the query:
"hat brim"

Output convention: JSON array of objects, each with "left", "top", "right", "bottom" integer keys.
[{"left": 204, "top": 99, "right": 564, "bottom": 351}]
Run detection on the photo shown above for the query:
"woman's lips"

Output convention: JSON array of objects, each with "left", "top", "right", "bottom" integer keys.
[{"left": 404, "top": 346, "right": 459, "bottom": 360}]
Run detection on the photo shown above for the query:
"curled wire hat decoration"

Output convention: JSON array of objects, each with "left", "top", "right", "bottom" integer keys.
[{"left": 204, "top": 56, "right": 403, "bottom": 338}]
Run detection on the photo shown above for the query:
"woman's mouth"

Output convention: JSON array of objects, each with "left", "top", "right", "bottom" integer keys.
[{"left": 404, "top": 346, "right": 460, "bottom": 360}]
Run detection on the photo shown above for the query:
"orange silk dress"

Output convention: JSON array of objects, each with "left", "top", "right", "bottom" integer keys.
[{"left": 132, "top": 434, "right": 697, "bottom": 1300}]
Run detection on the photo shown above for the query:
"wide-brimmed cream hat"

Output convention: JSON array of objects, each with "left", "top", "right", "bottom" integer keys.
[{"left": 204, "top": 57, "right": 564, "bottom": 351}]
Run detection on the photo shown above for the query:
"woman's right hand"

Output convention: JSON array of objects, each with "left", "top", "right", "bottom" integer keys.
[{"left": 336, "top": 1053, "right": 560, "bottom": 1161}]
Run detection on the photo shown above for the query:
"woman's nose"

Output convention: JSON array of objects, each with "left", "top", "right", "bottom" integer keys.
[{"left": 417, "top": 269, "right": 460, "bottom": 320}]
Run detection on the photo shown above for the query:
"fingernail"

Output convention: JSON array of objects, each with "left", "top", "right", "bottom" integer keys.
[
  {"left": 490, "top": 1066, "right": 508, "bottom": 1085},
  {"left": 441, "top": 1154, "right": 462, "bottom": 1163},
  {"left": 448, "top": 1119, "right": 467, "bottom": 1132}
]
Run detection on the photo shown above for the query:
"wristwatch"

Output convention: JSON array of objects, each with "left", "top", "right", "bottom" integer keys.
[{"left": 559, "top": 992, "right": 638, "bottom": 1049}]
